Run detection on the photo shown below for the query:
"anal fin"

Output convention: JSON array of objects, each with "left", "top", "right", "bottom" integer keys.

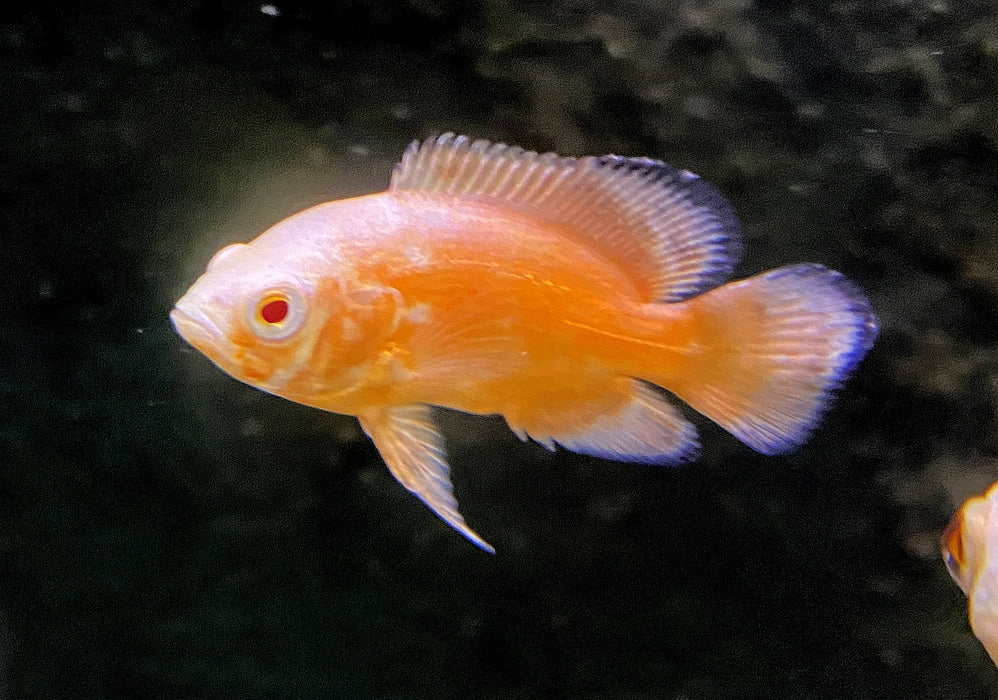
[
  {"left": 359, "top": 405, "right": 494, "bottom": 553},
  {"left": 509, "top": 380, "right": 699, "bottom": 464}
]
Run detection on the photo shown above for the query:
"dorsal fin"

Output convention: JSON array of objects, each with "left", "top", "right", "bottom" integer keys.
[{"left": 390, "top": 133, "right": 743, "bottom": 302}]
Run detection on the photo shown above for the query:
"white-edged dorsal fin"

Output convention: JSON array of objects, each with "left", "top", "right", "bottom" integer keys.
[{"left": 390, "top": 133, "right": 743, "bottom": 302}]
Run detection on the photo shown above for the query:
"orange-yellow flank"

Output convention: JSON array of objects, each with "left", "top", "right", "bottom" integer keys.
[{"left": 171, "top": 133, "right": 878, "bottom": 552}]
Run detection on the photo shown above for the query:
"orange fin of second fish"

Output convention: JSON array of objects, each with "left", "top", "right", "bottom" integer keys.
[
  {"left": 507, "top": 379, "right": 699, "bottom": 464},
  {"left": 359, "top": 405, "right": 494, "bottom": 553},
  {"left": 391, "top": 133, "right": 742, "bottom": 302}
]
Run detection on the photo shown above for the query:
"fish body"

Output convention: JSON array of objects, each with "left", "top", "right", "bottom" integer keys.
[
  {"left": 942, "top": 482, "right": 998, "bottom": 664},
  {"left": 172, "top": 134, "right": 878, "bottom": 552}
]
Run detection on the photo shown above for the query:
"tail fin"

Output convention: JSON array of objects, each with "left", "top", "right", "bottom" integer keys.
[{"left": 662, "top": 264, "right": 878, "bottom": 454}]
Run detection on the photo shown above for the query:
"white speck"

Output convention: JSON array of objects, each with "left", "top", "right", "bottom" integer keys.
[
  {"left": 407, "top": 303, "right": 431, "bottom": 324},
  {"left": 390, "top": 103, "right": 411, "bottom": 120},
  {"left": 796, "top": 102, "right": 824, "bottom": 120},
  {"left": 458, "top": 612, "right": 484, "bottom": 639},
  {"left": 260, "top": 4, "right": 280, "bottom": 17},
  {"left": 930, "top": 49, "right": 943, "bottom": 56},
  {"left": 342, "top": 316, "right": 360, "bottom": 342},
  {"left": 682, "top": 94, "right": 716, "bottom": 121},
  {"left": 0, "top": 25, "right": 25, "bottom": 49},
  {"left": 240, "top": 418, "right": 261, "bottom": 436},
  {"left": 390, "top": 356, "right": 409, "bottom": 382},
  {"left": 350, "top": 144, "right": 370, "bottom": 158},
  {"left": 357, "top": 466, "right": 379, "bottom": 486},
  {"left": 62, "top": 93, "right": 84, "bottom": 112},
  {"left": 307, "top": 145, "right": 330, "bottom": 167},
  {"left": 405, "top": 245, "right": 429, "bottom": 266},
  {"left": 104, "top": 43, "right": 124, "bottom": 61}
]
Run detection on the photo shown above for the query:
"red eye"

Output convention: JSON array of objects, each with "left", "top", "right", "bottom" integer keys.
[
  {"left": 260, "top": 298, "right": 289, "bottom": 324},
  {"left": 249, "top": 287, "right": 306, "bottom": 341}
]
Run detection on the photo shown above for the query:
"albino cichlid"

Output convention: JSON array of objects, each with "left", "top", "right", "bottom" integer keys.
[
  {"left": 171, "top": 133, "right": 878, "bottom": 552},
  {"left": 942, "top": 481, "right": 998, "bottom": 665}
]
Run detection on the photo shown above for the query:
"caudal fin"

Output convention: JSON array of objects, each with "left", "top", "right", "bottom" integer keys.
[{"left": 663, "top": 264, "right": 878, "bottom": 454}]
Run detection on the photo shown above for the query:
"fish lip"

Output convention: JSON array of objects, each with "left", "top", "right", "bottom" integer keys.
[{"left": 170, "top": 305, "right": 225, "bottom": 353}]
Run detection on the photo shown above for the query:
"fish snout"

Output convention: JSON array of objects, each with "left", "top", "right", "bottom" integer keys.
[{"left": 170, "top": 301, "right": 226, "bottom": 355}]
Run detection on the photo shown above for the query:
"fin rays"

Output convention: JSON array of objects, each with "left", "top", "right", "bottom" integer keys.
[
  {"left": 669, "top": 264, "right": 878, "bottom": 454},
  {"left": 507, "top": 380, "right": 700, "bottom": 465},
  {"left": 392, "top": 133, "right": 742, "bottom": 303},
  {"left": 359, "top": 405, "right": 494, "bottom": 553}
]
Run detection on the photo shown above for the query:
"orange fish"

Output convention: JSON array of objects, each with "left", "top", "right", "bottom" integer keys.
[
  {"left": 942, "top": 482, "right": 998, "bottom": 664},
  {"left": 171, "top": 133, "right": 878, "bottom": 552}
]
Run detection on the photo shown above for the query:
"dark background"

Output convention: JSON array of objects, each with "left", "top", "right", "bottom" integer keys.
[{"left": 2, "top": 0, "right": 997, "bottom": 697}]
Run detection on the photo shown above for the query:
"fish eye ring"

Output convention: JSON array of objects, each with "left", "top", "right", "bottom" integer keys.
[{"left": 248, "top": 286, "right": 307, "bottom": 341}]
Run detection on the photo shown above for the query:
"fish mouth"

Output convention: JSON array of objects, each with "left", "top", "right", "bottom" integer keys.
[{"left": 170, "top": 305, "right": 226, "bottom": 356}]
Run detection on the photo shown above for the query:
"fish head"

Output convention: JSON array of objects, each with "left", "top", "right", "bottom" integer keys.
[
  {"left": 171, "top": 236, "right": 338, "bottom": 398},
  {"left": 942, "top": 505, "right": 973, "bottom": 595},
  {"left": 943, "top": 483, "right": 998, "bottom": 666},
  {"left": 942, "top": 487, "right": 996, "bottom": 597}
]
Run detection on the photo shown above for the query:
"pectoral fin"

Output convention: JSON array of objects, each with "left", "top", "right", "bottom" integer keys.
[{"left": 359, "top": 405, "right": 494, "bottom": 553}]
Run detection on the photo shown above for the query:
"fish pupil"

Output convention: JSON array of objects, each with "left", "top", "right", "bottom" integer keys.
[{"left": 261, "top": 299, "right": 289, "bottom": 324}]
